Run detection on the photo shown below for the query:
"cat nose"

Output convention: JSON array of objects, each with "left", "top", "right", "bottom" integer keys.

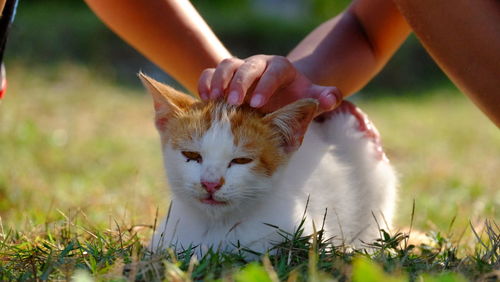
[{"left": 201, "top": 180, "right": 223, "bottom": 193}]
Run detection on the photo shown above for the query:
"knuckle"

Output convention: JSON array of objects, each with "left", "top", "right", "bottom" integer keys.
[
  {"left": 221, "top": 57, "right": 241, "bottom": 66},
  {"left": 242, "top": 61, "right": 260, "bottom": 72},
  {"left": 228, "top": 76, "right": 244, "bottom": 91},
  {"left": 250, "top": 54, "right": 266, "bottom": 61},
  {"left": 220, "top": 58, "right": 233, "bottom": 65},
  {"left": 201, "top": 68, "right": 214, "bottom": 77},
  {"left": 272, "top": 56, "right": 288, "bottom": 65},
  {"left": 210, "top": 73, "right": 222, "bottom": 86},
  {"left": 231, "top": 73, "right": 245, "bottom": 85},
  {"left": 214, "top": 67, "right": 229, "bottom": 81}
]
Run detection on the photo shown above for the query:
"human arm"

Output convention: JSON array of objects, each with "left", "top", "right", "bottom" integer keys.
[
  {"left": 0, "top": 0, "right": 6, "bottom": 14},
  {"left": 289, "top": 0, "right": 411, "bottom": 95},
  {"left": 199, "top": 0, "right": 411, "bottom": 113},
  {"left": 84, "top": 0, "right": 231, "bottom": 94},
  {"left": 202, "top": 0, "right": 500, "bottom": 125},
  {"left": 393, "top": 0, "right": 500, "bottom": 126}
]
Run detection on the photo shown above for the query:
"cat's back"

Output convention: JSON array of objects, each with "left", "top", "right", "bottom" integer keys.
[{"left": 281, "top": 102, "right": 397, "bottom": 245}]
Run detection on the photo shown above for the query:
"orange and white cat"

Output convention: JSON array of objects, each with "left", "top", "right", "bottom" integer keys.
[{"left": 139, "top": 73, "right": 397, "bottom": 255}]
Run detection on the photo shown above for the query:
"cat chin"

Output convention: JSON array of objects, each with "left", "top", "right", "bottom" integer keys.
[
  {"left": 188, "top": 196, "right": 234, "bottom": 214},
  {"left": 186, "top": 195, "right": 258, "bottom": 221},
  {"left": 141, "top": 76, "right": 398, "bottom": 256},
  {"left": 199, "top": 197, "right": 227, "bottom": 205}
]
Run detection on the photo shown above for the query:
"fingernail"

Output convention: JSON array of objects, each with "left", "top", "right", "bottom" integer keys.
[
  {"left": 321, "top": 91, "right": 336, "bottom": 109},
  {"left": 250, "top": 93, "right": 263, "bottom": 108},
  {"left": 200, "top": 92, "right": 208, "bottom": 100},
  {"left": 210, "top": 88, "right": 221, "bottom": 99},
  {"left": 227, "top": 91, "right": 240, "bottom": 105}
]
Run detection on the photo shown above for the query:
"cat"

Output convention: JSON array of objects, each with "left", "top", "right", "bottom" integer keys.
[{"left": 139, "top": 73, "right": 397, "bottom": 255}]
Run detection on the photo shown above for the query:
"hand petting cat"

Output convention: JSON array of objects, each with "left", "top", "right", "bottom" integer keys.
[{"left": 197, "top": 55, "right": 343, "bottom": 115}]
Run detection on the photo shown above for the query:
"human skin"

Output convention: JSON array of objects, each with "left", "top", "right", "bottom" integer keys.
[
  {"left": 83, "top": 0, "right": 231, "bottom": 94},
  {"left": 84, "top": 0, "right": 342, "bottom": 113},
  {"left": 199, "top": 0, "right": 411, "bottom": 113},
  {"left": 201, "top": 0, "right": 500, "bottom": 124},
  {"left": 0, "top": 0, "right": 6, "bottom": 14},
  {"left": 393, "top": 0, "right": 500, "bottom": 126},
  {"left": 289, "top": 0, "right": 411, "bottom": 94},
  {"left": 85, "top": 0, "right": 500, "bottom": 125}
]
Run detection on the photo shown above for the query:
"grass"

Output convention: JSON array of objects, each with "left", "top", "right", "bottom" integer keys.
[
  {"left": 0, "top": 212, "right": 498, "bottom": 281},
  {"left": 0, "top": 63, "right": 499, "bottom": 280}
]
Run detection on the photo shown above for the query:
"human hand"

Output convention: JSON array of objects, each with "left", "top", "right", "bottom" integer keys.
[{"left": 197, "top": 55, "right": 342, "bottom": 114}]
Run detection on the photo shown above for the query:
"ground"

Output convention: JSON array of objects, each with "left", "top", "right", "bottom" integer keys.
[{"left": 0, "top": 64, "right": 498, "bottom": 280}]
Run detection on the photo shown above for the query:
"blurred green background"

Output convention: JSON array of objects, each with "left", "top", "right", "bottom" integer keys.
[
  {"left": 0, "top": 0, "right": 498, "bottom": 240},
  {"left": 6, "top": 0, "right": 447, "bottom": 91}
]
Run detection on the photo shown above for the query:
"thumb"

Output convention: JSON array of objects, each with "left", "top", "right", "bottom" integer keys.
[{"left": 307, "top": 85, "right": 343, "bottom": 114}]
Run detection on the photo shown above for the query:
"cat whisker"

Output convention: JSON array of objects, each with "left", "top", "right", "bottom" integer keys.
[{"left": 142, "top": 76, "right": 397, "bottom": 255}]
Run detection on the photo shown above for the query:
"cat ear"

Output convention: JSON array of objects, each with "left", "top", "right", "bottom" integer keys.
[
  {"left": 263, "top": 98, "right": 318, "bottom": 153},
  {"left": 138, "top": 72, "right": 196, "bottom": 131}
]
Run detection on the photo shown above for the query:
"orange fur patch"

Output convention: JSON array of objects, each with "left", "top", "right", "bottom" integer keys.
[
  {"left": 163, "top": 102, "right": 212, "bottom": 149},
  {"left": 142, "top": 74, "right": 301, "bottom": 175},
  {"left": 159, "top": 100, "right": 288, "bottom": 176},
  {"left": 228, "top": 105, "right": 287, "bottom": 176}
]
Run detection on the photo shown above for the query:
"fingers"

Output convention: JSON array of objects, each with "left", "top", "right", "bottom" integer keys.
[
  {"left": 250, "top": 57, "right": 296, "bottom": 108},
  {"left": 198, "top": 68, "right": 214, "bottom": 100},
  {"left": 227, "top": 58, "right": 266, "bottom": 105},
  {"left": 209, "top": 57, "right": 244, "bottom": 99},
  {"left": 197, "top": 55, "right": 342, "bottom": 115},
  {"left": 308, "top": 85, "right": 343, "bottom": 114},
  {"left": 199, "top": 55, "right": 294, "bottom": 106}
]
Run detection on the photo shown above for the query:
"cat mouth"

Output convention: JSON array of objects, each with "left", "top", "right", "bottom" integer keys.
[{"left": 200, "top": 194, "right": 227, "bottom": 205}]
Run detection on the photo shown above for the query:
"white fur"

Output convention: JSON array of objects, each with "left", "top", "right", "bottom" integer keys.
[{"left": 151, "top": 109, "right": 397, "bottom": 255}]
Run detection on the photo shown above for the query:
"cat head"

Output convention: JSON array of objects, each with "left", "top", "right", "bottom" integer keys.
[{"left": 140, "top": 73, "right": 317, "bottom": 219}]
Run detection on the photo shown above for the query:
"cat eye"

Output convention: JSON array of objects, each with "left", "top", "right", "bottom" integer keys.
[
  {"left": 230, "top": 157, "right": 253, "bottom": 165},
  {"left": 182, "top": 151, "right": 202, "bottom": 163}
]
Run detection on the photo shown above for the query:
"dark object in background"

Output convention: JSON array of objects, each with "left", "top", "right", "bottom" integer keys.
[
  {"left": 0, "top": 0, "right": 18, "bottom": 99},
  {"left": 0, "top": 0, "right": 18, "bottom": 62}
]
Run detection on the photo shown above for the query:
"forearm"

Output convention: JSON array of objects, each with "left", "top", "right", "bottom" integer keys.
[
  {"left": 288, "top": 12, "right": 378, "bottom": 96},
  {"left": 288, "top": 0, "right": 410, "bottom": 96},
  {"left": 0, "top": 0, "right": 6, "bottom": 14},
  {"left": 84, "top": 0, "right": 231, "bottom": 93},
  {"left": 394, "top": 0, "right": 500, "bottom": 126}
]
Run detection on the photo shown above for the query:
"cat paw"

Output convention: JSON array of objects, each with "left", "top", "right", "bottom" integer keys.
[{"left": 315, "top": 101, "right": 388, "bottom": 162}]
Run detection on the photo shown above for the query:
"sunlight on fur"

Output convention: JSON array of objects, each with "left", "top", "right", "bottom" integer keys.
[{"left": 139, "top": 73, "right": 397, "bottom": 256}]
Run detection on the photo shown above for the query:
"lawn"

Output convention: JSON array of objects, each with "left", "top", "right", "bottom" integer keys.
[{"left": 0, "top": 64, "right": 498, "bottom": 280}]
